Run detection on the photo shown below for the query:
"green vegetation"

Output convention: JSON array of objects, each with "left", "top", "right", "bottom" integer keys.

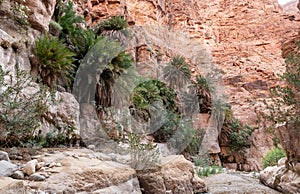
[
  {"left": 97, "top": 51, "right": 134, "bottom": 114},
  {"left": 0, "top": 65, "right": 49, "bottom": 147},
  {"left": 183, "top": 129, "right": 204, "bottom": 156},
  {"left": 34, "top": 35, "right": 75, "bottom": 87},
  {"left": 96, "top": 16, "right": 128, "bottom": 34},
  {"left": 127, "top": 133, "right": 160, "bottom": 170},
  {"left": 262, "top": 147, "right": 286, "bottom": 168},
  {"left": 228, "top": 119, "right": 254, "bottom": 151},
  {"left": 131, "top": 79, "right": 179, "bottom": 142},
  {"left": 163, "top": 55, "right": 191, "bottom": 90},
  {"left": 12, "top": 1, "right": 29, "bottom": 26},
  {"left": 261, "top": 43, "right": 300, "bottom": 163},
  {"left": 196, "top": 165, "right": 223, "bottom": 177}
]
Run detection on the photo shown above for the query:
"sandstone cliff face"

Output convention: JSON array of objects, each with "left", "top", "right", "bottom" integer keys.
[
  {"left": 77, "top": 0, "right": 300, "bottom": 170},
  {"left": 77, "top": 0, "right": 299, "bottom": 124}
]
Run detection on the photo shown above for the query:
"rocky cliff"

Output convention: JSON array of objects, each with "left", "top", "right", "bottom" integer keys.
[
  {"left": 77, "top": 0, "right": 299, "bottom": 124},
  {"left": 75, "top": 0, "right": 300, "bottom": 171}
]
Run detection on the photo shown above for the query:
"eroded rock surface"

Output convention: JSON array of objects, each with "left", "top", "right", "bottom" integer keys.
[
  {"left": 137, "top": 155, "right": 206, "bottom": 194},
  {"left": 204, "top": 172, "right": 281, "bottom": 194}
]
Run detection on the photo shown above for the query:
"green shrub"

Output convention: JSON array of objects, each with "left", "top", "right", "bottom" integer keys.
[
  {"left": 35, "top": 35, "right": 75, "bottom": 87},
  {"left": 56, "top": 2, "right": 84, "bottom": 35},
  {"left": 96, "top": 16, "right": 128, "bottom": 34},
  {"left": 53, "top": 1, "right": 98, "bottom": 60},
  {"left": 229, "top": 119, "right": 254, "bottom": 150},
  {"left": 184, "top": 129, "right": 204, "bottom": 156},
  {"left": 127, "top": 133, "right": 160, "bottom": 170},
  {"left": 196, "top": 165, "right": 223, "bottom": 177},
  {"left": 262, "top": 147, "right": 286, "bottom": 168},
  {"left": 163, "top": 55, "right": 191, "bottom": 90},
  {"left": 0, "top": 65, "right": 49, "bottom": 147}
]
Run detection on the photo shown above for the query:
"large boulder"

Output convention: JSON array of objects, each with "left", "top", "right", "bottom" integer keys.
[
  {"left": 260, "top": 158, "right": 300, "bottom": 194},
  {"left": 0, "top": 160, "right": 18, "bottom": 177},
  {"left": 27, "top": 149, "right": 141, "bottom": 193},
  {"left": 0, "top": 177, "right": 26, "bottom": 194},
  {"left": 137, "top": 155, "right": 206, "bottom": 194}
]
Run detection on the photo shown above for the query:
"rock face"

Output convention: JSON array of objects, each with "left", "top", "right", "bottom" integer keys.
[
  {"left": 75, "top": 0, "right": 300, "bottom": 170},
  {"left": 137, "top": 155, "right": 206, "bottom": 194},
  {"left": 0, "top": 0, "right": 80, "bottom": 140}
]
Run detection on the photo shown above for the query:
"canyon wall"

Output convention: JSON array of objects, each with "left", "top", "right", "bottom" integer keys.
[{"left": 76, "top": 0, "right": 300, "bottom": 170}]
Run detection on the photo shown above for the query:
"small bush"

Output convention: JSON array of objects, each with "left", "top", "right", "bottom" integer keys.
[
  {"left": 196, "top": 165, "right": 223, "bottom": 177},
  {"left": 96, "top": 16, "right": 128, "bottom": 34},
  {"left": 127, "top": 133, "right": 160, "bottom": 170},
  {"left": 262, "top": 147, "right": 286, "bottom": 168},
  {"left": 228, "top": 119, "right": 254, "bottom": 151},
  {"left": 34, "top": 35, "right": 75, "bottom": 87},
  {"left": 57, "top": 1, "right": 84, "bottom": 35},
  {"left": 0, "top": 65, "right": 50, "bottom": 147}
]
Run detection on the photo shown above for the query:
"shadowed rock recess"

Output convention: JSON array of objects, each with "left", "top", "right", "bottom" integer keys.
[{"left": 1, "top": 0, "right": 300, "bottom": 193}]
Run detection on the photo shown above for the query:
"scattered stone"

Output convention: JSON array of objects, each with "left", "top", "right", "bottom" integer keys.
[
  {"left": 87, "top": 144, "right": 96, "bottom": 150},
  {"left": 24, "top": 159, "right": 38, "bottom": 176},
  {"left": 36, "top": 162, "right": 45, "bottom": 170},
  {"left": 0, "top": 151, "right": 10, "bottom": 161},
  {"left": 0, "top": 160, "right": 18, "bottom": 177},
  {"left": 11, "top": 170, "right": 25, "bottom": 180},
  {"left": 48, "top": 162, "right": 62, "bottom": 168},
  {"left": 29, "top": 173, "right": 46, "bottom": 181},
  {"left": 32, "top": 155, "right": 42, "bottom": 159}
]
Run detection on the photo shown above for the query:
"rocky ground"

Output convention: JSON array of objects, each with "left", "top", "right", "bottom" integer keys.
[
  {"left": 0, "top": 147, "right": 285, "bottom": 194},
  {"left": 0, "top": 148, "right": 205, "bottom": 194},
  {"left": 204, "top": 171, "right": 281, "bottom": 194}
]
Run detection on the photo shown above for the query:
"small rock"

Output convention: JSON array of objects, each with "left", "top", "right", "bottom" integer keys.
[
  {"left": 277, "top": 157, "right": 287, "bottom": 167},
  {"left": 87, "top": 145, "right": 96, "bottom": 150},
  {"left": 192, "top": 175, "right": 207, "bottom": 193},
  {"left": 0, "top": 40, "right": 10, "bottom": 49},
  {"left": 24, "top": 159, "right": 38, "bottom": 176},
  {"left": 31, "top": 155, "right": 42, "bottom": 159},
  {"left": 0, "top": 151, "right": 10, "bottom": 161},
  {"left": 0, "top": 160, "right": 18, "bottom": 177},
  {"left": 11, "top": 170, "right": 24, "bottom": 180},
  {"left": 36, "top": 162, "right": 45, "bottom": 170},
  {"left": 29, "top": 173, "right": 45, "bottom": 181}
]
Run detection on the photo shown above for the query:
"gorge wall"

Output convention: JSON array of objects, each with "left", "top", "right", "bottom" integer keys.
[{"left": 75, "top": 0, "right": 300, "bottom": 170}]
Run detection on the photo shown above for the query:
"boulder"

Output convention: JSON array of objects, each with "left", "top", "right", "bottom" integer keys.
[
  {"left": 137, "top": 155, "right": 206, "bottom": 194},
  {"left": 0, "top": 160, "right": 18, "bottom": 177},
  {"left": 28, "top": 173, "right": 46, "bottom": 181},
  {"left": 204, "top": 172, "right": 280, "bottom": 194},
  {"left": 0, "top": 177, "right": 25, "bottom": 194},
  {"left": 27, "top": 149, "right": 141, "bottom": 193},
  {"left": 24, "top": 159, "right": 38, "bottom": 176},
  {"left": 0, "top": 151, "right": 10, "bottom": 161},
  {"left": 10, "top": 171, "right": 24, "bottom": 180},
  {"left": 260, "top": 165, "right": 300, "bottom": 194}
]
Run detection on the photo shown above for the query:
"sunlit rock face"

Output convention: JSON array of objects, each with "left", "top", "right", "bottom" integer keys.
[
  {"left": 74, "top": 0, "right": 300, "bottom": 170},
  {"left": 76, "top": 0, "right": 298, "bottom": 124}
]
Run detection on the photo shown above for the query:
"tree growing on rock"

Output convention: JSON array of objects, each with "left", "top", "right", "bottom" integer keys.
[{"left": 263, "top": 42, "right": 300, "bottom": 170}]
